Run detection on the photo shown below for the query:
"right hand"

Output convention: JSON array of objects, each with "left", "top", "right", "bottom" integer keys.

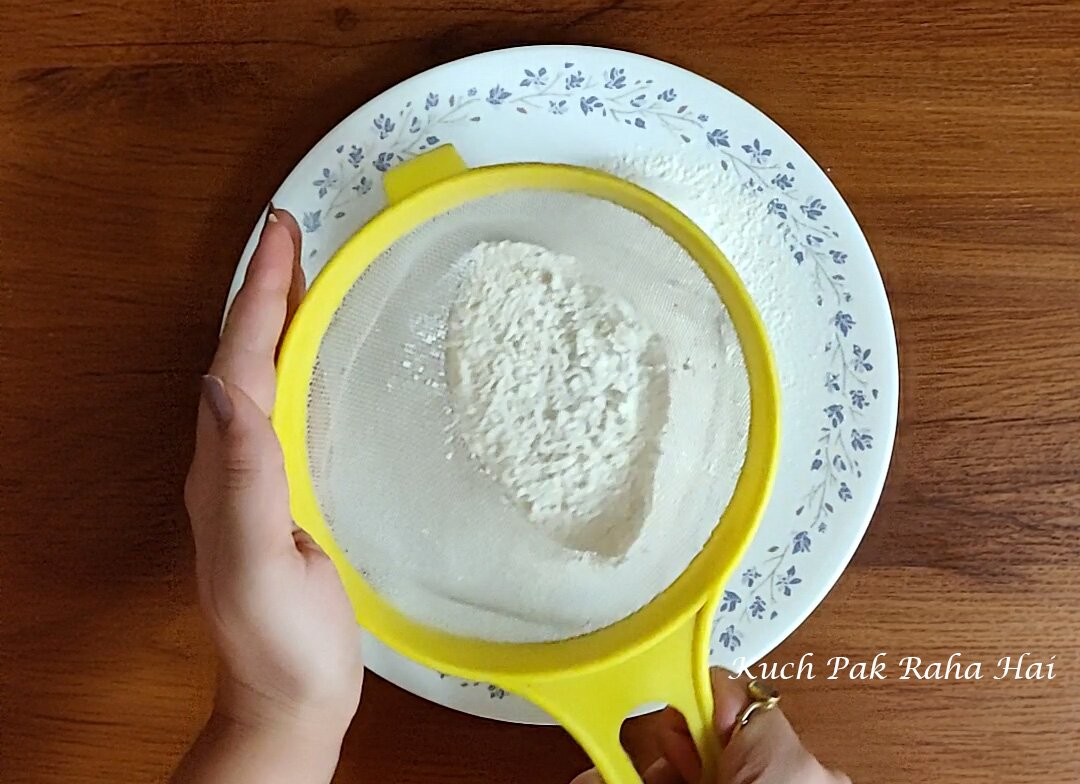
[{"left": 570, "top": 668, "right": 850, "bottom": 784}]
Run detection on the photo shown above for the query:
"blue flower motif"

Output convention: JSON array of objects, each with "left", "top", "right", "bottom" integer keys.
[
  {"left": 833, "top": 453, "right": 848, "bottom": 472},
  {"left": 487, "top": 85, "right": 511, "bottom": 105},
  {"left": 833, "top": 311, "right": 856, "bottom": 336},
  {"left": 409, "top": 115, "right": 421, "bottom": 133},
  {"left": 373, "top": 113, "right": 395, "bottom": 140},
  {"left": 580, "top": 95, "right": 604, "bottom": 115},
  {"left": 777, "top": 566, "right": 803, "bottom": 597},
  {"left": 312, "top": 168, "right": 338, "bottom": 198},
  {"left": 829, "top": 249, "right": 848, "bottom": 264},
  {"left": 566, "top": 71, "right": 585, "bottom": 89},
  {"left": 850, "top": 389, "right": 867, "bottom": 409},
  {"left": 771, "top": 173, "right": 794, "bottom": 190},
  {"left": 604, "top": 67, "right": 626, "bottom": 89},
  {"left": 793, "top": 530, "right": 812, "bottom": 554},
  {"left": 806, "top": 234, "right": 824, "bottom": 246},
  {"left": 630, "top": 94, "right": 648, "bottom": 108},
  {"left": 749, "top": 596, "right": 767, "bottom": 620},
  {"left": 719, "top": 624, "right": 741, "bottom": 652},
  {"left": 801, "top": 198, "right": 826, "bottom": 220},
  {"left": 374, "top": 152, "right": 395, "bottom": 172},
  {"left": 487, "top": 684, "right": 507, "bottom": 699},
  {"left": 706, "top": 128, "right": 730, "bottom": 148},
  {"left": 839, "top": 482, "right": 853, "bottom": 502},
  {"left": 425, "top": 135, "right": 440, "bottom": 146},
  {"left": 811, "top": 457, "right": 823, "bottom": 470},
  {"left": 697, "top": 113, "right": 709, "bottom": 122},
  {"left": 851, "top": 345, "right": 874, "bottom": 372},
  {"left": 351, "top": 176, "right": 371, "bottom": 195},
  {"left": 767, "top": 198, "right": 788, "bottom": 218},
  {"left": 425, "top": 92, "right": 439, "bottom": 110},
  {"left": 467, "top": 87, "right": 478, "bottom": 97},
  {"left": 347, "top": 145, "right": 364, "bottom": 168},
  {"left": 658, "top": 87, "right": 676, "bottom": 102},
  {"left": 519, "top": 67, "right": 548, "bottom": 87},
  {"left": 742, "top": 568, "right": 762, "bottom": 588},
  {"left": 634, "top": 117, "right": 646, "bottom": 129},
  {"left": 720, "top": 590, "right": 742, "bottom": 612},
  {"left": 825, "top": 404, "right": 845, "bottom": 428},
  {"left": 548, "top": 99, "right": 568, "bottom": 114},
  {"left": 851, "top": 429, "right": 874, "bottom": 451},
  {"left": 741, "top": 138, "right": 772, "bottom": 164},
  {"left": 825, "top": 372, "right": 840, "bottom": 391},
  {"left": 301, "top": 210, "right": 322, "bottom": 233}
]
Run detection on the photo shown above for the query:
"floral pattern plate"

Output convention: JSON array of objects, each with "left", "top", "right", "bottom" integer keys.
[{"left": 229, "top": 45, "right": 898, "bottom": 724}]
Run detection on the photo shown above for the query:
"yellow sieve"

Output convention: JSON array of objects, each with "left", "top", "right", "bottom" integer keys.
[{"left": 274, "top": 145, "right": 780, "bottom": 783}]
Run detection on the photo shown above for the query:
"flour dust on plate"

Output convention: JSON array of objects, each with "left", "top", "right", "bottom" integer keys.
[{"left": 305, "top": 188, "right": 752, "bottom": 643}]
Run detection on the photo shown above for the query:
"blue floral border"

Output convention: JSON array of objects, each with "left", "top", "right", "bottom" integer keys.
[{"left": 300, "top": 60, "right": 880, "bottom": 694}]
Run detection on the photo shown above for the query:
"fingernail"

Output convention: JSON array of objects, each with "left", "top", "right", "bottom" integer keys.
[
  {"left": 266, "top": 201, "right": 279, "bottom": 225},
  {"left": 201, "top": 375, "right": 234, "bottom": 431}
]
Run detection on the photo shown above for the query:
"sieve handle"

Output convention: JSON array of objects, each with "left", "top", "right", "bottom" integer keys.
[
  {"left": 509, "top": 603, "right": 720, "bottom": 784},
  {"left": 383, "top": 145, "right": 468, "bottom": 204}
]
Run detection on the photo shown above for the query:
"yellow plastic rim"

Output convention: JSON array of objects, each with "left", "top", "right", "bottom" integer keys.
[{"left": 274, "top": 155, "right": 780, "bottom": 682}]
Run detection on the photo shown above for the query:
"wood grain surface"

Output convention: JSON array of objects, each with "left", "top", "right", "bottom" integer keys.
[{"left": 2, "top": 1, "right": 1079, "bottom": 782}]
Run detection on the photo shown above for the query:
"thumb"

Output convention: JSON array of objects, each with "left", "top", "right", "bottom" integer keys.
[{"left": 186, "top": 374, "right": 294, "bottom": 552}]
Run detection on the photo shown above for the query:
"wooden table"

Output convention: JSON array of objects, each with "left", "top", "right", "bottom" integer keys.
[{"left": 3, "top": 2, "right": 1079, "bottom": 782}]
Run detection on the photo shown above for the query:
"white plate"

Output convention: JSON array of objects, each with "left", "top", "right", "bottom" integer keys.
[{"left": 230, "top": 45, "right": 898, "bottom": 724}]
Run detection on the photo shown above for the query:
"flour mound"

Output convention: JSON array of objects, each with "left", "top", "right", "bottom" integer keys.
[{"left": 446, "top": 240, "right": 667, "bottom": 557}]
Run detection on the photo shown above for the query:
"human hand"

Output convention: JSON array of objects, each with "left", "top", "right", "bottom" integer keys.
[
  {"left": 183, "top": 208, "right": 363, "bottom": 748},
  {"left": 570, "top": 668, "right": 849, "bottom": 784}
]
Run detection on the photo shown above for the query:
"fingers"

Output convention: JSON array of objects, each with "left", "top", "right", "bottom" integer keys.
[
  {"left": 568, "top": 758, "right": 685, "bottom": 784},
  {"left": 711, "top": 666, "right": 794, "bottom": 752},
  {"left": 715, "top": 707, "right": 805, "bottom": 784},
  {"left": 710, "top": 668, "right": 757, "bottom": 745},
  {"left": 187, "top": 375, "right": 294, "bottom": 552},
  {"left": 641, "top": 757, "right": 688, "bottom": 784},
  {"left": 639, "top": 671, "right": 747, "bottom": 782},
  {"left": 656, "top": 715, "right": 700, "bottom": 784},
  {"left": 711, "top": 667, "right": 831, "bottom": 784},
  {"left": 274, "top": 208, "right": 307, "bottom": 330},
  {"left": 568, "top": 769, "right": 601, "bottom": 784},
  {"left": 185, "top": 206, "right": 306, "bottom": 558},
  {"left": 211, "top": 207, "right": 301, "bottom": 415},
  {"left": 641, "top": 755, "right": 691, "bottom": 784},
  {"left": 567, "top": 669, "right": 843, "bottom": 784}
]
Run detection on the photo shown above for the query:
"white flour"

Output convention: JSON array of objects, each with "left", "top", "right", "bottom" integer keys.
[
  {"left": 446, "top": 240, "right": 667, "bottom": 557},
  {"left": 601, "top": 154, "right": 808, "bottom": 399}
]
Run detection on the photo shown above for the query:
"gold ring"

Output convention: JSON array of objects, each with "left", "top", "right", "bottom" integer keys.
[{"left": 731, "top": 679, "right": 781, "bottom": 737}]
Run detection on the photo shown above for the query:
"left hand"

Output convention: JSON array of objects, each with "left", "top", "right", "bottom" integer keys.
[{"left": 184, "top": 207, "right": 363, "bottom": 743}]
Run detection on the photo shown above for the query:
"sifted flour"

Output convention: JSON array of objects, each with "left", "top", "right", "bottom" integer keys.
[
  {"left": 600, "top": 153, "right": 808, "bottom": 399},
  {"left": 446, "top": 240, "right": 668, "bottom": 558}
]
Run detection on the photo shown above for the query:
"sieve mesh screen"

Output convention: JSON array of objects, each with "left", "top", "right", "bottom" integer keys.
[{"left": 306, "top": 188, "right": 750, "bottom": 643}]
